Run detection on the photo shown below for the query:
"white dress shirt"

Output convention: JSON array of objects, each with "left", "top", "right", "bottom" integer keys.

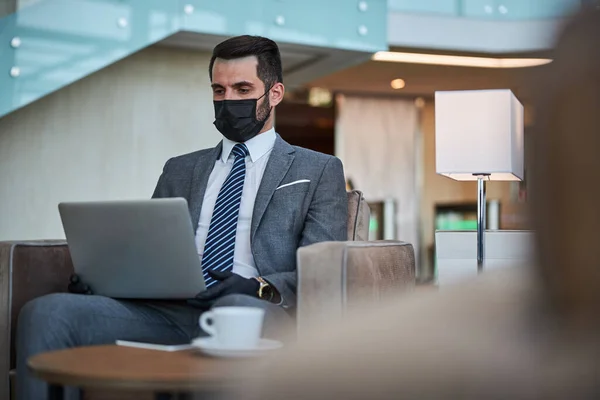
[{"left": 195, "top": 128, "right": 276, "bottom": 279}]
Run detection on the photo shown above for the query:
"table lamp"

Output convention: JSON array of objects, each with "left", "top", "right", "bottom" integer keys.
[{"left": 435, "top": 89, "right": 524, "bottom": 270}]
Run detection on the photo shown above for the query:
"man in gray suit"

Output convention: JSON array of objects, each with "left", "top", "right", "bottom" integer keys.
[{"left": 16, "top": 35, "right": 347, "bottom": 400}]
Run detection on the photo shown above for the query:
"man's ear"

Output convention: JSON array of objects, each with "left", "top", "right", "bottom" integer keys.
[{"left": 269, "top": 82, "right": 285, "bottom": 107}]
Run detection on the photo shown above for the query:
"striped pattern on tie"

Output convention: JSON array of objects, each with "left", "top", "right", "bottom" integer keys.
[{"left": 201, "top": 143, "right": 249, "bottom": 288}]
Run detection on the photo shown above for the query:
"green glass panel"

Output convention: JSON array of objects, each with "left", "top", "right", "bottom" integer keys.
[
  {"left": 388, "top": 0, "right": 458, "bottom": 16},
  {"left": 0, "top": 0, "right": 387, "bottom": 118}
]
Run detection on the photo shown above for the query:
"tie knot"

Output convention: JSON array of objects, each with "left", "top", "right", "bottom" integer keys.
[{"left": 232, "top": 143, "right": 249, "bottom": 159}]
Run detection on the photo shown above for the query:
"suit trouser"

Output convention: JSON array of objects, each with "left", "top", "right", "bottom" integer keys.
[{"left": 16, "top": 293, "right": 292, "bottom": 400}]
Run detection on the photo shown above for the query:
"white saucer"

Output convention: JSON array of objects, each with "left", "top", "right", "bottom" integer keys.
[{"left": 191, "top": 338, "right": 283, "bottom": 358}]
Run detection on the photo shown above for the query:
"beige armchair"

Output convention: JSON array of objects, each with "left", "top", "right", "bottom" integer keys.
[
  {"left": 0, "top": 190, "right": 415, "bottom": 399},
  {"left": 297, "top": 191, "right": 416, "bottom": 336}
]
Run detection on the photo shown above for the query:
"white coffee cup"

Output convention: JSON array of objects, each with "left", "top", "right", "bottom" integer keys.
[{"left": 199, "top": 306, "right": 265, "bottom": 349}]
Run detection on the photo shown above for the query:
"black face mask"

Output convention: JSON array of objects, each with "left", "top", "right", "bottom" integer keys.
[{"left": 213, "top": 89, "right": 272, "bottom": 143}]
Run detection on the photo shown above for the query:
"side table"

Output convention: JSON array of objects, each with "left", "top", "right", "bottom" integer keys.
[{"left": 28, "top": 344, "right": 248, "bottom": 400}]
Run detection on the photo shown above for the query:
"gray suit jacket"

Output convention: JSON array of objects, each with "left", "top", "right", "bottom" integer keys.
[{"left": 152, "top": 134, "right": 348, "bottom": 308}]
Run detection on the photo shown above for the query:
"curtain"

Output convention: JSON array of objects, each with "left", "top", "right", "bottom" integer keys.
[{"left": 335, "top": 95, "right": 420, "bottom": 265}]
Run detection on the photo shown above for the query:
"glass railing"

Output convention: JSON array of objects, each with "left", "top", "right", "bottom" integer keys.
[
  {"left": 388, "top": 0, "right": 580, "bottom": 20},
  {"left": 0, "top": 0, "right": 387, "bottom": 119}
]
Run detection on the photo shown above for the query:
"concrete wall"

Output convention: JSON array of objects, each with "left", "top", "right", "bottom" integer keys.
[{"left": 0, "top": 46, "right": 220, "bottom": 240}]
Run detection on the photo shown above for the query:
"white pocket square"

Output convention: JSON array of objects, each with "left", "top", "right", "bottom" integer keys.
[{"left": 276, "top": 179, "right": 310, "bottom": 190}]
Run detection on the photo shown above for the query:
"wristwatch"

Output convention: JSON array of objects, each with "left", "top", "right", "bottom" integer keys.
[{"left": 254, "top": 277, "right": 275, "bottom": 302}]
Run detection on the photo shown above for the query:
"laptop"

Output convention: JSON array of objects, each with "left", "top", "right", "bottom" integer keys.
[{"left": 58, "top": 198, "right": 206, "bottom": 299}]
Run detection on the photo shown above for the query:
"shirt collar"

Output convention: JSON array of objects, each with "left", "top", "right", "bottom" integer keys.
[{"left": 220, "top": 128, "right": 276, "bottom": 163}]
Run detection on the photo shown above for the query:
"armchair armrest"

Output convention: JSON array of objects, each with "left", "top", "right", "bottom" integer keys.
[
  {"left": 296, "top": 240, "right": 415, "bottom": 338},
  {"left": 0, "top": 240, "right": 73, "bottom": 399}
]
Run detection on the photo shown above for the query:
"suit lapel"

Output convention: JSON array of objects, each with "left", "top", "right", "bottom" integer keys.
[
  {"left": 189, "top": 142, "right": 222, "bottom": 230},
  {"left": 251, "top": 134, "right": 295, "bottom": 241}
]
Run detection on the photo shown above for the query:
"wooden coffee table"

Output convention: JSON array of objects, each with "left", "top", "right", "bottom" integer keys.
[{"left": 28, "top": 344, "right": 250, "bottom": 400}]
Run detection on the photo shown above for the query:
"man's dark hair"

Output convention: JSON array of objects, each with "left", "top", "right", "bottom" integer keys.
[{"left": 209, "top": 35, "right": 283, "bottom": 89}]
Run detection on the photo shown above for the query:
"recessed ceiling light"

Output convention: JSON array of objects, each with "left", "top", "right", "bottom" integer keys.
[
  {"left": 390, "top": 78, "right": 406, "bottom": 89},
  {"left": 308, "top": 87, "right": 332, "bottom": 107},
  {"left": 373, "top": 51, "right": 552, "bottom": 69}
]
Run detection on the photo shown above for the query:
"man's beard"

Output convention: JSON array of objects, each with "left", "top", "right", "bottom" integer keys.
[{"left": 256, "top": 95, "right": 271, "bottom": 122}]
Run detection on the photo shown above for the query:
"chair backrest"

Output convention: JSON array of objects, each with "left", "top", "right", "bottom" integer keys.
[{"left": 347, "top": 190, "right": 370, "bottom": 241}]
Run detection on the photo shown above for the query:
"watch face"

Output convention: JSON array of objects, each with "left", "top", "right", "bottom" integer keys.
[{"left": 261, "top": 284, "right": 274, "bottom": 300}]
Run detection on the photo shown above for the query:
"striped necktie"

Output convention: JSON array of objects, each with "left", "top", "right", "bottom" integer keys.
[{"left": 201, "top": 143, "right": 249, "bottom": 288}]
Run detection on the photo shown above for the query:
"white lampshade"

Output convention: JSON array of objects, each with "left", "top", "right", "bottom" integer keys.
[{"left": 435, "top": 89, "right": 524, "bottom": 181}]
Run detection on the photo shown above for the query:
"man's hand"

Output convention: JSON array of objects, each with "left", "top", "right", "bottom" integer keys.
[
  {"left": 68, "top": 274, "right": 94, "bottom": 295},
  {"left": 187, "top": 270, "right": 259, "bottom": 309}
]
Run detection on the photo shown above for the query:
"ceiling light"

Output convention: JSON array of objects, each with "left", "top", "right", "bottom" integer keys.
[
  {"left": 372, "top": 51, "right": 552, "bottom": 69},
  {"left": 308, "top": 87, "right": 333, "bottom": 107},
  {"left": 390, "top": 78, "right": 406, "bottom": 89}
]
